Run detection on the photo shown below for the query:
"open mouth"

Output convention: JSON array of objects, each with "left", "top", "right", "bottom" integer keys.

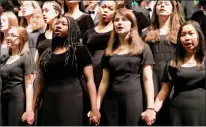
[
  {"left": 185, "top": 43, "right": 193, "bottom": 48},
  {"left": 54, "top": 29, "right": 61, "bottom": 35},
  {"left": 117, "top": 26, "right": 123, "bottom": 30},
  {"left": 7, "top": 41, "right": 12, "bottom": 46},
  {"left": 160, "top": 8, "right": 165, "bottom": 11}
]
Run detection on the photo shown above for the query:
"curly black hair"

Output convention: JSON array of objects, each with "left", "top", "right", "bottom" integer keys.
[{"left": 40, "top": 15, "right": 82, "bottom": 72}]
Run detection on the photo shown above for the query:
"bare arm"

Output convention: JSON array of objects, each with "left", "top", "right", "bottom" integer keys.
[
  {"left": 83, "top": 65, "right": 101, "bottom": 124},
  {"left": 33, "top": 71, "right": 44, "bottom": 111},
  {"left": 142, "top": 65, "right": 155, "bottom": 108},
  {"left": 83, "top": 65, "right": 98, "bottom": 110},
  {"left": 24, "top": 74, "right": 34, "bottom": 112},
  {"left": 97, "top": 68, "right": 110, "bottom": 110},
  {"left": 154, "top": 82, "right": 172, "bottom": 112},
  {"left": 22, "top": 73, "right": 35, "bottom": 125}
]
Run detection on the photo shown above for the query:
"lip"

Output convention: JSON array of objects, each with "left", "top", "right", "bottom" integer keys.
[
  {"left": 22, "top": 10, "right": 26, "bottom": 14},
  {"left": 117, "top": 26, "right": 123, "bottom": 30},
  {"left": 185, "top": 43, "right": 193, "bottom": 48},
  {"left": 102, "top": 14, "right": 108, "bottom": 18},
  {"left": 160, "top": 8, "right": 165, "bottom": 11},
  {"left": 55, "top": 29, "right": 61, "bottom": 32},
  {"left": 43, "top": 16, "right": 47, "bottom": 21},
  {"left": 54, "top": 30, "right": 61, "bottom": 35},
  {"left": 7, "top": 41, "right": 12, "bottom": 46}
]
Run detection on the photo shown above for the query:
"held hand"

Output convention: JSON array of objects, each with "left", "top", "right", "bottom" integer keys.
[
  {"left": 87, "top": 109, "right": 101, "bottom": 125},
  {"left": 141, "top": 109, "right": 156, "bottom": 125},
  {"left": 21, "top": 110, "right": 35, "bottom": 125}
]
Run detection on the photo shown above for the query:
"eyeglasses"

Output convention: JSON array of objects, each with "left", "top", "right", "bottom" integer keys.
[{"left": 5, "top": 33, "right": 19, "bottom": 39}]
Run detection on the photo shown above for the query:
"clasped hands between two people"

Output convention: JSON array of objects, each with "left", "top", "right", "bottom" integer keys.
[
  {"left": 141, "top": 108, "right": 157, "bottom": 126},
  {"left": 21, "top": 109, "right": 101, "bottom": 126},
  {"left": 21, "top": 108, "right": 155, "bottom": 126}
]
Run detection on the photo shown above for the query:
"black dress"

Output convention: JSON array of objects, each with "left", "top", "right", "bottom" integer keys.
[
  {"left": 76, "top": 14, "right": 95, "bottom": 38},
  {"left": 101, "top": 44, "right": 154, "bottom": 126},
  {"left": 38, "top": 46, "right": 92, "bottom": 126},
  {"left": 162, "top": 60, "right": 206, "bottom": 126},
  {"left": 0, "top": 53, "right": 35, "bottom": 126},
  {"left": 191, "top": 10, "right": 206, "bottom": 37},
  {"left": 36, "top": 33, "right": 52, "bottom": 57},
  {"left": 143, "top": 33, "right": 176, "bottom": 125},
  {"left": 82, "top": 28, "right": 111, "bottom": 88},
  {"left": 28, "top": 29, "right": 45, "bottom": 61},
  {"left": 131, "top": 6, "right": 151, "bottom": 35}
]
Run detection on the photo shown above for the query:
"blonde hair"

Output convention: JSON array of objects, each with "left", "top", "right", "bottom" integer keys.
[
  {"left": 10, "top": 26, "right": 29, "bottom": 55},
  {"left": 105, "top": 8, "right": 144, "bottom": 56},
  {"left": 144, "top": 0, "right": 183, "bottom": 44},
  {"left": 1, "top": 11, "right": 18, "bottom": 30},
  {"left": 44, "top": 1, "right": 62, "bottom": 16},
  {"left": 20, "top": 1, "right": 45, "bottom": 31},
  {"left": 1, "top": 11, "right": 18, "bottom": 44}
]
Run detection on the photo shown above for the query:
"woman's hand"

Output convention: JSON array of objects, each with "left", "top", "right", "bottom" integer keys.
[
  {"left": 88, "top": 109, "right": 101, "bottom": 125},
  {"left": 141, "top": 109, "right": 156, "bottom": 125},
  {"left": 21, "top": 110, "right": 35, "bottom": 125}
]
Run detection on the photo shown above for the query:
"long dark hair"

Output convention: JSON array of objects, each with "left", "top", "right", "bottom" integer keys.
[
  {"left": 171, "top": 20, "right": 206, "bottom": 69},
  {"left": 40, "top": 16, "right": 82, "bottom": 72}
]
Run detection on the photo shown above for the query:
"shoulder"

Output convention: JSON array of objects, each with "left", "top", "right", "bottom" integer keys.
[
  {"left": 75, "top": 45, "right": 90, "bottom": 54},
  {"left": 142, "top": 27, "right": 149, "bottom": 38},
  {"left": 131, "top": 5, "right": 150, "bottom": 17},
  {"left": 84, "top": 28, "right": 95, "bottom": 36},
  {"left": 79, "top": 13, "right": 91, "bottom": 20},
  {"left": 20, "top": 52, "right": 32, "bottom": 60}
]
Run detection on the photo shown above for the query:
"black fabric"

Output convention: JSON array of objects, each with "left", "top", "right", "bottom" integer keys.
[
  {"left": 83, "top": 28, "right": 111, "bottom": 89},
  {"left": 28, "top": 28, "right": 45, "bottom": 61},
  {"left": 36, "top": 33, "right": 52, "bottom": 57},
  {"left": 180, "top": 0, "right": 199, "bottom": 20},
  {"left": 38, "top": 46, "right": 92, "bottom": 126},
  {"left": 131, "top": 6, "right": 150, "bottom": 35},
  {"left": 0, "top": 53, "right": 35, "bottom": 126},
  {"left": 162, "top": 61, "right": 206, "bottom": 126},
  {"left": 191, "top": 10, "right": 206, "bottom": 37},
  {"left": 101, "top": 43, "right": 154, "bottom": 125},
  {"left": 76, "top": 14, "right": 95, "bottom": 38},
  {"left": 147, "top": 35, "right": 176, "bottom": 96},
  {"left": 143, "top": 32, "right": 176, "bottom": 125}
]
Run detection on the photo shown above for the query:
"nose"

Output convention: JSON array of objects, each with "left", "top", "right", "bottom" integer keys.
[
  {"left": 43, "top": 11, "right": 46, "bottom": 15},
  {"left": 6, "top": 35, "right": 11, "bottom": 40},
  {"left": 160, "top": 4, "right": 165, "bottom": 8},
  {"left": 117, "top": 19, "right": 123, "bottom": 25},
  {"left": 184, "top": 34, "right": 191, "bottom": 40},
  {"left": 55, "top": 24, "right": 62, "bottom": 30},
  {"left": 103, "top": 8, "right": 108, "bottom": 14}
]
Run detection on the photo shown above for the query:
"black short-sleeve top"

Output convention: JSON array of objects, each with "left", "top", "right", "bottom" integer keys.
[
  {"left": 102, "top": 43, "right": 155, "bottom": 70},
  {"left": 162, "top": 60, "right": 205, "bottom": 91},
  {"left": 36, "top": 33, "right": 52, "bottom": 57},
  {"left": 0, "top": 53, "right": 35, "bottom": 96},
  {"left": 101, "top": 43, "right": 155, "bottom": 94},
  {"left": 41, "top": 46, "right": 92, "bottom": 88},
  {"left": 76, "top": 14, "right": 95, "bottom": 38}
]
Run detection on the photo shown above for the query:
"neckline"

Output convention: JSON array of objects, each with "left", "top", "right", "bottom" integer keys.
[
  {"left": 52, "top": 50, "right": 68, "bottom": 55},
  {"left": 94, "top": 27, "right": 112, "bottom": 34},
  {"left": 180, "top": 66, "right": 197, "bottom": 68}
]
